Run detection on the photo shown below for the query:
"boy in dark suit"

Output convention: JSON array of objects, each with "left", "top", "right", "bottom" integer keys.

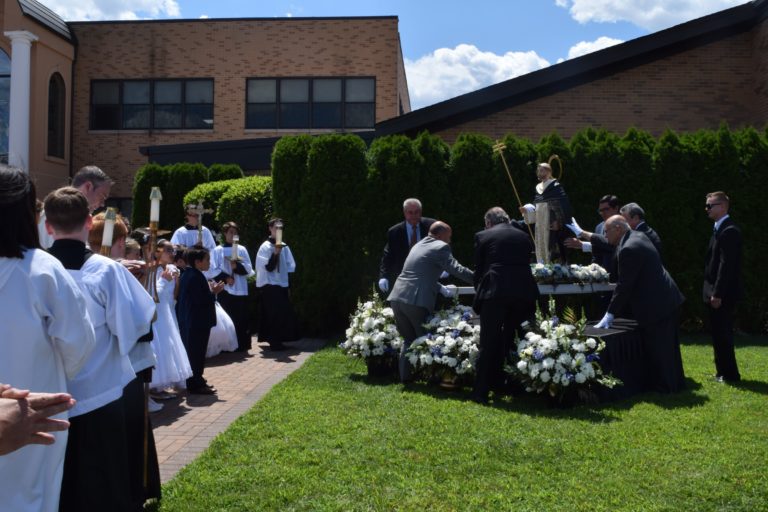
[{"left": 177, "top": 245, "right": 224, "bottom": 394}]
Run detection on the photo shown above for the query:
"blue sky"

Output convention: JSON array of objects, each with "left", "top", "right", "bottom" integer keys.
[{"left": 45, "top": 0, "right": 751, "bottom": 108}]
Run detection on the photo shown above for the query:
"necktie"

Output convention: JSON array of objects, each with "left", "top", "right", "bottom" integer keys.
[{"left": 409, "top": 225, "right": 417, "bottom": 248}]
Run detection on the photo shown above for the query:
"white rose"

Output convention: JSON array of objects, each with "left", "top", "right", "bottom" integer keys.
[
  {"left": 408, "top": 354, "right": 418, "bottom": 366},
  {"left": 446, "top": 357, "right": 458, "bottom": 368},
  {"left": 575, "top": 373, "right": 587, "bottom": 384},
  {"left": 516, "top": 360, "right": 527, "bottom": 372},
  {"left": 542, "top": 358, "right": 555, "bottom": 369},
  {"left": 540, "top": 370, "right": 551, "bottom": 383},
  {"left": 585, "top": 338, "right": 597, "bottom": 349}
]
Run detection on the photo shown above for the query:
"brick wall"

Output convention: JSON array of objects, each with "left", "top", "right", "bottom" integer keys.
[
  {"left": 434, "top": 28, "right": 765, "bottom": 144},
  {"left": 70, "top": 17, "right": 403, "bottom": 196}
]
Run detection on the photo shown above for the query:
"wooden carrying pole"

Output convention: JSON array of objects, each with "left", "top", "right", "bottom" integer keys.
[{"left": 493, "top": 141, "right": 535, "bottom": 241}]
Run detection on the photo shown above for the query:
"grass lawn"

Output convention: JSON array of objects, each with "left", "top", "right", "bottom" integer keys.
[{"left": 160, "top": 333, "right": 768, "bottom": 511}]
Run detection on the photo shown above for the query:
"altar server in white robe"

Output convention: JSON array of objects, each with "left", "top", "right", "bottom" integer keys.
[
  {"left": 0, "top": 166, "right": 96, "bottom": 512},
  {"left": 171, "top": 204, "right": 217, "bottom": 252},
  {"left": 209, "top": 221, "right": 255, "bottom": 352},
  {"left": 44, "top": 187, "right": 156, "bottom": 511}
]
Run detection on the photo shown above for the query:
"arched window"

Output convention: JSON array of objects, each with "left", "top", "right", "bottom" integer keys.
[
  {"left": 47, "top": 72, "right": 65, "bottom": 158},
  {"left": 0, "top": 49, "right": 10, "bottom": 163}
]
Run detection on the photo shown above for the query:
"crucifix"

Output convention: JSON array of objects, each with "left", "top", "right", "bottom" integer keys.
[{"left": 189, "top": 200, "right": 213, "bottom": 246}]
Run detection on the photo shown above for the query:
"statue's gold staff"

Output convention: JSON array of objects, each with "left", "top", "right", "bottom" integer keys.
[{"left": 492, "top": 141, "right": 535, "bottom": 241}]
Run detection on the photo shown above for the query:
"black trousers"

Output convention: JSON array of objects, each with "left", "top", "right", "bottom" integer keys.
[
  {"left": 218, "top": 291, "right": 251, "bottom": 351},
  {"left": 258, "top": 285, "right": 299, "bottom": 346},
  {"left": 708, "top": 302, "right": 741, "bottom": 381},
  {"left": 183, "top": 326, "right": 212, "bottom": 389},
  {"left": 123, "top": 376, "right": 161, "bottom": 507},
  {"left": 60, "top": 397, "right": 133, "bottom": 512},
  {"left": 474, "top": 297, "right": 534, "bottom": 399},
  {"left": 641, "top": 312, "right": 686, "bottom": 393}
]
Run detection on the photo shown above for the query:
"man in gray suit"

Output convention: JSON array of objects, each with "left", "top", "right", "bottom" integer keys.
[{"left": 388, "top": 221, "right": 474, "bottom": 383}]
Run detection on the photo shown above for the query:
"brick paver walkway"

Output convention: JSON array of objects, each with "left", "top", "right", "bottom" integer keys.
[{"left": 150, "top": 338, "right": 325, "bottom": 482}]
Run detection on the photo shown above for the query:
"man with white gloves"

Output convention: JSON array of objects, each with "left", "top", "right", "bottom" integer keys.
[
  {"left": 378, "top": 198, "right": 435, "bottom": 294},
  {"left": 594, "top": 215, "right": 685, "bottom": 393},
  {"left": 564, "top": 195, "right": 619, "bottom": 276}
]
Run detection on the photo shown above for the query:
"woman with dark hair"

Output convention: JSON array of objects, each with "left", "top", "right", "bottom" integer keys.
[
  {"left": 0, "top": 165, "right": 96, "bottom": 511},
  {"left": 255, "top": 218, "right": 300, "bottom": 351}
]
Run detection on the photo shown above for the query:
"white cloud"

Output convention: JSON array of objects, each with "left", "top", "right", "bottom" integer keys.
[
  {"left": 405, "top": 44, "right": 550, "bottom": 110},
  {"left": 199, "top": 14, "right": 209, "bottom": 19},
  {"left": 567, "top": 36, "right": 623, "bottom": 59},
  {"left": 556, "top": 0, "right": 750, "bottom": 31},
  {"left": 44, "top": 0, "right": 180, "bottom": 21}
]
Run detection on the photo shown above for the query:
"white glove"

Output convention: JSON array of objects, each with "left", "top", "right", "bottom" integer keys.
[
  {"left": 595, "top": 312, "right": 614, "bottom": 329},
  {"left": 439, "top": 270, "right": 449, "bottom": 279},
  {"left": 378, "top": 278, "right": 389, "bottom": 293},
  {"left": 565, "top": 217, "right": 583, "bottom": 236},
  {"left": 581, "top": 242, "right": 593, "bottom": 253},
  {"left": 522, "top": 203, "right": 536, "bottom": 213},
  {"left": 439, "top": 284, "right": 457, "bottom": 298}
]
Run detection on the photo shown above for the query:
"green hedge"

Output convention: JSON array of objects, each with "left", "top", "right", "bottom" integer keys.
[
  {"left": 131, "top": 162, "right": 243, "bottom": 231},
  {"left": 216, "top": 176, "right": 273, "bottom": 252},
  {"left": 270, "top": 127, "right": 767, "bottom": 334},
  {"left": 183, "top": 178, "right": 247, "bottom": 233}
]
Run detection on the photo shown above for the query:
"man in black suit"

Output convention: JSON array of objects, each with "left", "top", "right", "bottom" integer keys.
[
  {"left": 703, "top": 191, "right": 743, "bottom": 383},
  {"left": 595, "top": 215, "right": 686, "bottom": 393},
  {"left": 565, "top": 195, "right": 620, "bottom": 288},
  {"left": 378, "top": 198, "right": 436, "bottom": 293},
  {"left": 620, "top": 202, "right": 663, "bottom": 259},
  {"left": 471, "top": 207, "right": 539, "bottom": 403}
]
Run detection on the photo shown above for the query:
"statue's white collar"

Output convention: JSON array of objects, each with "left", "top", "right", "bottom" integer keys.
[{"left": 536, "top": 178, "right": 555, "bottom": 195}]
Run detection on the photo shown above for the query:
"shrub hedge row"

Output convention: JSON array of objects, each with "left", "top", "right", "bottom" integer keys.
[
  {"left": 271, "top": 126, "right": 768, "bottom": 334},
  {"left": 131, "top": 162, "right": 244, "bottom": 231}
]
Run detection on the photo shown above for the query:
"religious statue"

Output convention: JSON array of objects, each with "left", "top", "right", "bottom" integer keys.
[{"left": 520, "top": 158, "right": 573, "bottom": 264}]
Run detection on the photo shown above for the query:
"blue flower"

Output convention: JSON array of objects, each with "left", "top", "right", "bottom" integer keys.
[
  {"left": 427, "top": 333, "right": 434, "bottom": 340},
  {"left": 533, "top": 349, "right": 544, "bottom": 361},
  {"left": 565, "top": 372, "right": 574, "bottom": 381},
  {"left": 551, "top": 316, "right": 559, "bottom": 327},
  {"left": 451, "top": 329, "right": 460, "bottom": 338},
  {"left": 461, "top": 312, "right": 472, "bottom": 321},
  {"left": 430, "top": 346, "right": 443, "bottom": 357},
  {"left": 586, "top": 354, "right": 600, "bottom": 362}
]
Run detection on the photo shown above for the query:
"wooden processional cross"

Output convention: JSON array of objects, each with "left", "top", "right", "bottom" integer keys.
[{"left": 190, "top": 200, "right": 214, "bottom": 246}]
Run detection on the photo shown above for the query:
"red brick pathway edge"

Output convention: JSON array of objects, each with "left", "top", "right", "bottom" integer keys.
[{"left": 151, "top": 338, "right": 325, "bottom": 482}]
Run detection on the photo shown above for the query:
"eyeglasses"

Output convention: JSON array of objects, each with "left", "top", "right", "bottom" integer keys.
[{"left": 705, "top": 203, "right": 722, "bottom": 210}]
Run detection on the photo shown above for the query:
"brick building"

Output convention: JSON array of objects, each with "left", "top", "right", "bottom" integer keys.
[
  {"left": 377, "top": 0, "right": 768, "bottom": 143},
  {"left": 1, "top": 0, "right": 410, "bottom": 201}
]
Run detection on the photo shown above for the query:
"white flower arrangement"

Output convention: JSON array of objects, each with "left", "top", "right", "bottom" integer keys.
[
  {"left": 406, "top": 304, "right": 480, "bottom": 380},
  {"left": 530, "top": 263, "right": 610, "bottom": 284},
  {"left": 506, "top": 297, "right": 620, "bottom": 399},
  {"left": 340, "top": 292, "right": 403, "bottom": 362}
]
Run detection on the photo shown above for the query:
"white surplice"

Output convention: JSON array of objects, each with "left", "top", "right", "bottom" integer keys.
[
  {"left": 66, "top": 254, "right": 155, "bottom": 418},
  {"left": 208, "top": 244, "right": 255, "bottom": 294},
  {"left": 0, "top": 249, "right": 96, "bottom": 512},
  {"left": 170, "top": 225, "right": 216, "bottom": 252}
]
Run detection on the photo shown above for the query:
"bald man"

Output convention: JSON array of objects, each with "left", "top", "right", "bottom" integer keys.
[
  {"left": 388, "top": 221, "right": 473, "bottom": 383},
  {"left": 596, "top": 215, "right": 685, "bottom": 393}
]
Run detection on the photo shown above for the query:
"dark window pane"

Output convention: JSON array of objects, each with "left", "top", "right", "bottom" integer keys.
[
  {"left": 345, "top": 103, "right": 375, "bottom": 128},
  {"left": 48, "top": 74, "right": 66, "bottom": 158},
  {"left": 280, "top": 103, "right": 309, "bottom": 128},
  {"left": 0, "top": 49, "right": 9, "bottom": 75},
  {"left": 123, "top": 81, "right": 150, "bottom": 104},
  {"left": 154, "top": 105, "right": 182, "bottom": 128},
  {"left": 186, "top": 80, "right": 213, "bottom": 104},
  {"left": 185, "top": 104, "right": 213, "bottom": 129},
  {"left": 281, "top": 79, "right": 308, "bottom": 102},
  {"left": 0, "top": 77, "right": 9, "bottom": 156},
  {"left": 92, "top": 82, "right": 119, "bottom": 104},
  {"left": 247, "top": 79, "right": 276, "bottom": 103},
  {"left": 122, "top": 105, "right": 150, "bottom": 129},
  {"left": 312, "top": 103, "right": 342, "bottom": 128},
  {"left": 155, "top": 81, "right": 181, "bottom": 104},
  {"left": 91, "top": 105, "right": 120, "bottom": 130},
  {"left": 246, "top": 104, "right": 277, "bottom": 129},
  {"left": 313, "top": 79, "right": 341, "bottom": 102},
  {"left": 346, "top": 78, "right": 374, "bottom": 102}
]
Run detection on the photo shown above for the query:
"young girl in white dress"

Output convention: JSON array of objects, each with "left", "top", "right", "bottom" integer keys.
[
  {"left": 206, "top": 299, "right": 238, "bottom": 357},
  {"left": 150, "top": 240, "right": 192, "bottom": 393}
]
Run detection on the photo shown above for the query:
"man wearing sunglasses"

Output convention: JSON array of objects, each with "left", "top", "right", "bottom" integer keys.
[{"left": 703, "top": 191, "right": 743, "bottom": 383}]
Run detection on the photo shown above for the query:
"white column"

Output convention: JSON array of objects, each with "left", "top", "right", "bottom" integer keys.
[{"left": 4, "top": 30, "right": 38, "bottom": 172}]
